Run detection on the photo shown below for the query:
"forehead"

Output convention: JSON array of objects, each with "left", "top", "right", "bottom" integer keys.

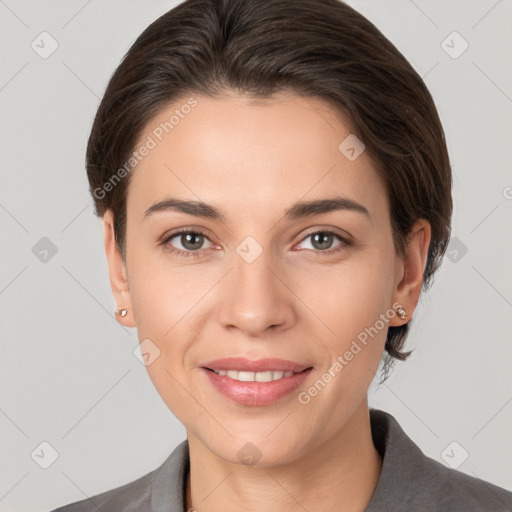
[{"left": 126, "top": 90, "right": 387, "bottom": 222}]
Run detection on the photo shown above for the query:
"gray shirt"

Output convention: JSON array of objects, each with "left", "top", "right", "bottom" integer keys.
[{"left": 50, "top": 408, "right": 512, "bottom": 511}]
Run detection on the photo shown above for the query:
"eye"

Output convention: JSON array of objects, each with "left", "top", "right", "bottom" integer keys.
[
  {"left": 161, "top": 229, "right": 214, "bottom": 259},
  {"left": 160, "top": 228, "right": 352, "bottom": 259},
  {"left": 295, "top": 230, "right": 351, "bottom": 255}
]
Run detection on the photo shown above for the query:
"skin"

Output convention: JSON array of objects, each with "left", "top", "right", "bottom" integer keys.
[{"left": 103, "top": 90, "right": 431, "bottom": 511}]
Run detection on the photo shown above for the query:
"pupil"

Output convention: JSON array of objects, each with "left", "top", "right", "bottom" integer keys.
[
  {"left": 313, "top": 232, "right": 332, "bottom": 250},
  {"left": 183, "top": 233, "right": 203, "bottom": 250}
]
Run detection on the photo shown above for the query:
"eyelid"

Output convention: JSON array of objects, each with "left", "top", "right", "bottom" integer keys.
[
  {"left": 297, "top": 226, "right": 353, "bottom": 244},
  {"left": 160, "top": 226, "right": 213, "bottom": 242}
]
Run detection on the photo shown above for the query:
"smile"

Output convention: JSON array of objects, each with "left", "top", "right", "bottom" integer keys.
[
  {"left": 209, "top": 369, "right": 296, "bottom": 381},
  {"left": 200, "top": 358, "right": 314, "bottom": 406}
]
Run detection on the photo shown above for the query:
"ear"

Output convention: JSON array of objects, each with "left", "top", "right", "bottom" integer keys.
[
  {"left": 389, "top": 219, "right": 431, "bottom": 327},
  {"left": 103, "top": 209, "right": 136, "bottom": 328}
]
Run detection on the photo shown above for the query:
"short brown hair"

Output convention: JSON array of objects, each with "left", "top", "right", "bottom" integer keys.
[{"left": 86, "top": 0, "right": 453, "bottom": 379}]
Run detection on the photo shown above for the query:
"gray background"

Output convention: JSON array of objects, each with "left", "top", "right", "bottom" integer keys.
[{"left": 1, "top": 0, "right": 511, "bottom": 510}]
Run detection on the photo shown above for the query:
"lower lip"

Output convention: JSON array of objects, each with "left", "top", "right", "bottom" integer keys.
[{"left": 201, "top": 368, "right": 313, "bottom": 406}]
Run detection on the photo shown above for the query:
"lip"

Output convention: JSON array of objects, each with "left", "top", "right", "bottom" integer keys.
[{"left": 200, "top": 357, "right": 313, "bottom": 407}]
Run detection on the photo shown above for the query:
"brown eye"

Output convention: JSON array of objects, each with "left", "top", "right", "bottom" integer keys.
[
  {"left": 296, "top": 230, "right": 351, "bottom": 255},
  {"left": 177, "top": 232, "right": 205, "bottom": 251},
  {"left": 162, "top": 229, "right": 213, "bottom": 258},
  {"left": 310, "top": 232, "right": 336, "bottom": 250}
]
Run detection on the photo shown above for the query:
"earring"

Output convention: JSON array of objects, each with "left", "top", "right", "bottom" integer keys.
[
  {"left": 396, "top": 306, "right": 406, "bottom": 319},
  {"left": 115, "top": 308, "right": 128, "bottom": 317}
]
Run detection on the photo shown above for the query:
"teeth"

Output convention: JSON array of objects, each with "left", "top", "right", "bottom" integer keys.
[{"left": 213, "top": 369, "right": 295, "bottom": 381}]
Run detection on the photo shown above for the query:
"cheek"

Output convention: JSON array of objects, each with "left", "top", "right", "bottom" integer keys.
[
  {"left": 299, "top": 247, "right": 395, "bottom": 342},
  {"left": 297, "top": 257, "right": 393, "bottom": 419},
  {"left": 127, "top": 244, "right": 205, "bottom": 339},
  {"left": 295, "top": 249, "right": 394, "bottom": 410},
  {"left": 144, "top": 360, "right": 208, "bottom": 432},
  {"left": 128, "top": 260, "right": 207, "bottom": 424},
  {"left": 126, "top": 250, "right": 216, "bottom": 391}
]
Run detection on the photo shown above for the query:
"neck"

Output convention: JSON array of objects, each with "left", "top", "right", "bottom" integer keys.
[{"left": 185, "top": 401, "right": 382, "bottom": 512}]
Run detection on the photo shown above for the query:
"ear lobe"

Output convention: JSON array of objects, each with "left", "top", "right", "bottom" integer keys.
[
  {"left": 103, "top": 210, "right": 135, "bottom": 327},
  {"left": 389, "top": 219, "right": 431, "bottom": 327}
]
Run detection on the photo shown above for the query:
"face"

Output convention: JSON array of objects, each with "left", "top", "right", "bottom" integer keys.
[{"left": 105, "top": 90, "right": 427, "bottom": 466}]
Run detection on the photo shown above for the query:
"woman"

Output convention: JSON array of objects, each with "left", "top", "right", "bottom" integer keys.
[{"left": 51, "top": 0, "right": 512, "bottom": 510}]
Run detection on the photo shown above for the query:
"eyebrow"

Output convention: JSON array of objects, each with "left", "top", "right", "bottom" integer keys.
[{"left": 143, "top": 195, "right": 371, "bottom": 222}]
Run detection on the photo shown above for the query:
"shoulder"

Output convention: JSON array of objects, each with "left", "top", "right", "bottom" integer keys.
[
  {"left": 368, "top": 409, "right": 512, "bottom": 512},
  {"left": 413, "top": 452, "right": 512, "bottom": 511},
  {"left": 48, "top": 440, "right": 189, "bottom": 512},
  {"left": 48, "top": 467, "right": 155, "bottom": 512}
]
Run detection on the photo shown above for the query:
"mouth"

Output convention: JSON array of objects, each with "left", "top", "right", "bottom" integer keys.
[
  {"left": 200, "top": 357, "right": 314, "bottom": 406},
  {"left": 203, "top": 368, "right": 307, "bottom": 382}
]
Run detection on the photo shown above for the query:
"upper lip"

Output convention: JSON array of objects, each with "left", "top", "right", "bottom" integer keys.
[{"left": 201, "top": 357, "right": 312, "bottom": 373}]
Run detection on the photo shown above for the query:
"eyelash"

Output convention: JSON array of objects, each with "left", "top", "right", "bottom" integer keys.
[{"left": 160, "top": 228, "right": 352, "bottom": 259}]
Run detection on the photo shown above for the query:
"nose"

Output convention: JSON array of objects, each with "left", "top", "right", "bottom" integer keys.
[{"left": 217, "top": 248, "right": 295, "bottom": 337}]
